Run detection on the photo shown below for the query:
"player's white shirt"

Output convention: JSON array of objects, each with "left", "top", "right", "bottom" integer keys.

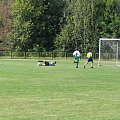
[{"left": 73, "top": 50, "right": 80, "bottom": 57}]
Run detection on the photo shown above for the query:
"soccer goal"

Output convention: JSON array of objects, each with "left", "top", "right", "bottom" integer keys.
[{"left": 98, "top": 38, "right": 120, "bottom": 66}]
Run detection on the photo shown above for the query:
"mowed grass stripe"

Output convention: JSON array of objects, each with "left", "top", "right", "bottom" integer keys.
[{"left": 0, "top": 59, "right": 119, "bottom": 120}]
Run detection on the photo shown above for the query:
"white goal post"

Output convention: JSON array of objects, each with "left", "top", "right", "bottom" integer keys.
[{"left": 98, "top": 38, "right": 120, "bottom": 66}]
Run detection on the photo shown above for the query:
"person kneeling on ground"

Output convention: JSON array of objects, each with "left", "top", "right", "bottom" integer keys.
[{"left": 38, "top": 60, "right": 56, "bottom": 66}]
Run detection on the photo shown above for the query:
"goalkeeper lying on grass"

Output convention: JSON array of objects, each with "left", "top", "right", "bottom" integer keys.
[{"left": 38, "top": 60, "right": 56, "bottom": 66}]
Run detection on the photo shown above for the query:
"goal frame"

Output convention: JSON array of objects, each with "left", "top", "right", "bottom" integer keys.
[{"left": 98, "top": 38, "right": 120, "bottom": 66}]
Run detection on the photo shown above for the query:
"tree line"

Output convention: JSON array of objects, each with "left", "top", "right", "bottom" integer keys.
[{"left": 0, "top": 0, "right": 120, "bottom": 52}]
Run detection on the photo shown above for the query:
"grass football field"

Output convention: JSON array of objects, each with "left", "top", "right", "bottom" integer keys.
[{"left": 0, "top": 59, "right": 119, "bottom": 120}]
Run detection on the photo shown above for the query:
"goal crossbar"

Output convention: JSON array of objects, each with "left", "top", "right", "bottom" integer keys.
[{"left": 99, "top": 38, "right": 120, "bottom": 41}]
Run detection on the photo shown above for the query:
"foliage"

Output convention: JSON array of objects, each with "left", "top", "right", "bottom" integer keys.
[
  {"left": 55, "top": 0, "right": 120, "bottom": 52},
  {"left": 0, "top": 0, "right": 13, "bottom": 50},
  {"left": 96, "top": 0, "right": 120, "bottom": 38},
  {"left": 1, "top": 0, "right": 120, "bottom": 52},
  {"left": 11, "top": 0, "right": 66, "bottom": 51}
]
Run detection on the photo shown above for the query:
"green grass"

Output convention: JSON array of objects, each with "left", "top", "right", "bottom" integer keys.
[{"left": 0, "top": 59, "right": 119, "bottom": 120}]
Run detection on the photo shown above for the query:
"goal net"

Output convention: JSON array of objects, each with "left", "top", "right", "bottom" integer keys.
[{"left": 98, "top": 38, "right": 120, "bottom": 66}]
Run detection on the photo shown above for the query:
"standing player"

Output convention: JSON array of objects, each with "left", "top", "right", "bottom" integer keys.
[
  {"left": 84, "top": 49, "right": 93, "bottom": 68},
  {"left": 73, "top": 49, "right": 80, "bottom": 68}
]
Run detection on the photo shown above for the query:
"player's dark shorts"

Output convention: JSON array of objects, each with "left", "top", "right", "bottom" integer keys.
[
  {"left": 87, "top": 57, "right": 93, "bottom": 62},
  {"left": 74, "top": 56, "right": 79, "bottom": 63}
]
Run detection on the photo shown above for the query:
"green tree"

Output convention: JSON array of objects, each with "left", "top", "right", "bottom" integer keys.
[
  {"left": 11, "top": 0, "right": 66, "bottom": 51},
  {"left": 55, "top": 0, "right": 96, "bottom": 52},
  {"left": 96, "top": 0, "right": 120, "bottom": 38},
  {"left": 55, "top": 0, "right": 120, "bottom": 52}
]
